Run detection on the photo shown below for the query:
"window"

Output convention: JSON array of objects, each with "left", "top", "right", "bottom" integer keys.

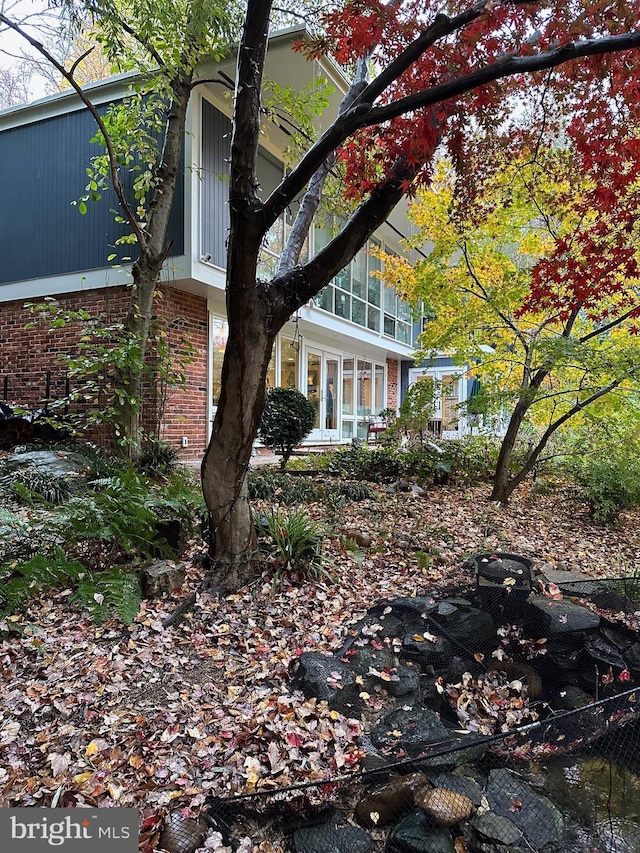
[
  {"left": 342, "top": 358, "right": 354, "bottom": 415},
  {"left": 335, "top": 291, "right": 350, "bottom": 319},
  {"left": 317, "top": 286, "right": 333, "bottom": 312},
  {"left": 312, "top": 228, "right": 414, "bottom": 342},
  {"left": 211, "top": 316, "right": 229, "bottom": 407},
  {"left": 384, "top": 315, "right": 396, "bottom": 337},
  {"left": 367, "top": 306, "right": 380, "bottom": 332},
  {"left": 357, "top": 360, "right": 372, "bottom": 416},
  {"left": 352, "top": 298, "right": 366, "bottom": 326},
  {"left": 280, "top": 338, "right": 298, "bottom": 388}
]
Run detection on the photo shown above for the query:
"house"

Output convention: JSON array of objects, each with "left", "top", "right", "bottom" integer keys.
[{"left": 0, "top": 28, "right": 470, "bottom": 457}]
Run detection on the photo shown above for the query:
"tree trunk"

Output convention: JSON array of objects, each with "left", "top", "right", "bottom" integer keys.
[
  {"left": 491, "top": 376, "right": 623, "bottom": 503},
  {"left": 490, "top": 397, "right": 533, "bottom": 503},
  {"left": 201, "top": 291, "right": 275, "bottom": 591},
  {"left": 113, "top": 256, "right": 164, "bottom": 456}
]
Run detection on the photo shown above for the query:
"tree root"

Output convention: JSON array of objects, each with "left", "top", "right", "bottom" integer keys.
[
  {"left": 161, "top": 592, "right": 197, "bottom": 628},
  {"left": 161, "top": 564, "right": 226, "bottom": 628}
]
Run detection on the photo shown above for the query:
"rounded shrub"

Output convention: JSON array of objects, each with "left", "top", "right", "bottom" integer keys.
[{"left": 258, "top": 388, "right": 316, "bottom": 468}]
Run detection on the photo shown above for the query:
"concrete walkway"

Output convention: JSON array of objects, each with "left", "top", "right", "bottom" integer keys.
[{"left": 184, "top": 450, "right": 281, "bottom": 470}]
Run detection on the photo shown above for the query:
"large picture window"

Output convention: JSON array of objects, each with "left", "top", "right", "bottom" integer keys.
[{"left": 314, "top": 229, "right": 413, "bottom": 343}]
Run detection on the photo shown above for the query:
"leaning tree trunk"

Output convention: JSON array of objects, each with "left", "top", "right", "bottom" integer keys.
[
  {"left": 490, "top": 397, "right": 534, "bottom": 504},
  {"left": 201, "top": 290, "right": 276, "bottom": 591}
]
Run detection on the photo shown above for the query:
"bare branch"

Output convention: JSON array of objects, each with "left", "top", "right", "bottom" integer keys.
[{"left": 0, "top": 12, "right": 147, "bottom": 252}]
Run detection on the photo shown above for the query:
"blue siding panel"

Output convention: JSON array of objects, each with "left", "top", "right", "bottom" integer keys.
[
  {"left": 201, "top": 99, "right": 232, "bottom": 268},
  {"left": 0, "top": 106, "right": 184, "bottom": 285},
  {"left": 200, "top": 99, "right": 283, "bottom": 269}
]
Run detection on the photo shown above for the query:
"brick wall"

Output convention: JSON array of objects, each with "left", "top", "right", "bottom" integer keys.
[
  {"left": 0, "top": 285, "right": 209, "bottom": 459},
  {"left": 386, "top": 357, "right": 399, "bottom": 409},
  {"left": 155, "top": 286, "right": 209, "bottom": 458}
]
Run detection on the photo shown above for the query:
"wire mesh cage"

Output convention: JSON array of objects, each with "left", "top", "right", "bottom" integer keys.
[{"left": 164, "top": 569, "right": 640, "bottom": 853}]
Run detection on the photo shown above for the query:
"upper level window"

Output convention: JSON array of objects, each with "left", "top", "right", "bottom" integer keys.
[{"left": 313, "top": 228, "right": 412, "bottom": 342}]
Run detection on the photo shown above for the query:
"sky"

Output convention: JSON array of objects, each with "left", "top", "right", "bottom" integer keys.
[{"left": 0, "top": 1, "right": 63, "bottom": 101}]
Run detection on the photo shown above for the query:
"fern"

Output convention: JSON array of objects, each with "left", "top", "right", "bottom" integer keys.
[
  {"left": 0, "top": 548, "right": 84, "bottom": 616},
  {"left": 0, "top": 506, "right": 27, "bottom": 529},
  {"left": 72, "top": 566, "right": 142, "bottom": 625}
]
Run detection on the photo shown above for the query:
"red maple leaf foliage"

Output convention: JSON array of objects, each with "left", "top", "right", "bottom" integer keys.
[
  {"left": 519, "top": 99, "right": 640, "bottom": 322},
  {"left": 296, "top": 0, "right": 640, "bottom": 198},
  {"left": 294, "top": 0, "right": 640, "bottom": 321}
]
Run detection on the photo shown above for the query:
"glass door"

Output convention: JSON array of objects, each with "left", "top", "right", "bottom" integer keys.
[
  {"left": 324, "top": 355, "right": 340, "bottom": 441},
  {"left": 306, "top": 349, "right": 341, "bottom": 442}
]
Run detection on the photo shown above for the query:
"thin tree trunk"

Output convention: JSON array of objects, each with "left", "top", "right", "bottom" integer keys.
[
  {"left": 490, "top": 398, "right": 533, "bottom": 503},
  {"left": 491, "top": 377, "right": 623, "bottom": 503},
  {"left": 112, "top": 259, "right": 163, "bottom": 455}
]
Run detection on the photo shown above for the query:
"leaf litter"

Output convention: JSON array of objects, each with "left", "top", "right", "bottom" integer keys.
[{"left": 1, "top": 480, "right": 640, "bottom": 843}]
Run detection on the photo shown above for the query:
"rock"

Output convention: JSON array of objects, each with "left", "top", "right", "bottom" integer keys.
[
  {"left": 159, "top": 812, "right": 207, "bottom": 853},
  {"left": 536, "top": 640, "right": 582, "bottom": 681},
  {"left": 600, "top": 626, "right": 633, "bottom": 651},
  {"left": 402, "top": 631, "right": 454, "bottom": 671},
  {"left": 551, "top": 685, "right": 594, "bottom": 711},
  {"left": 625, "top": 642, "right": 640, "bottom": 671},
  {"left": 386, "top": 480, "right": 411, "bottom": 494},
  {"left": 583, "top": 633, "right": 628, "bottom": 671},
  {"left": 386, "top": 811, "right": 455, "bottom": 853},
  {"left": 483, "top": 768, "right": 564, "bottom": 850},
  {"left": 429, "top": 599, "right": 497, "bottom": 655},
  {"left": 369, "top": 705, "right": 486, "bottom": 769},
  {"left": 343, "top": 529, "right": 373, "bottom": 548},
  {"left": 339, "top": 612, "right": 406, "bottom": 654},
  {"left": 359, "top": 740, "right": 391, "bottom": 772},
  {"left": 290, "top": 652, "right": 361, "bottom": 715},
  {"left": 370, "top": 705, "right": 451, "bottom": 754},
  {"left": 142, "top": 560, "right": 186, "bottom": 597},
  {"left": 6, "top": 449, "right": 91, "bottom": 477},
  {"left": 385, "top": 662, "right": 421, "bottom": 698},
  {"left": 552, "top": 578, "right": 613, "bottom": 598},
  {"left": 293, "top": 823, "right": 372, "bottom": 853},
  {"left": 341, "top": 642, "right": 399, "bottom": 677},
  {"left": 591, "top": 589, "right": 637, "bottom": 614},
  {"left": 443, "top": 656, "right": 475, "bottom": 685},
  {"left": 412, "top": 485, "right": 426, "bottom": 497},
  {"left": 523, "top": 597, "right": 600, "bottom": 639},
  {"left": 354, "top": 772, "right": 429, "bottom": 828},
  {"left": 418, "top": 788, "right": 474, "bottom": 826},
  {"left": 470, "top": 812, "right": 523, "bottom": 849},
  {"left": 430, "top": 773, "right": 483, "bottom": 806}
]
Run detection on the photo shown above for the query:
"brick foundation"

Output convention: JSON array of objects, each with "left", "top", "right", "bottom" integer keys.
[{"left": 0, "top": 285, "right": 208, "bottom": 459}]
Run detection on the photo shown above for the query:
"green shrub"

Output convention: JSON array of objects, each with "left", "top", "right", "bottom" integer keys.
[
  {"left": 258, "top": 388, "right": 316, "bottom": 468},
  {"left": 8, "top": 469, "right": 74, "bottom": 505},
  {"left": 55, "top": 467, "right": 171, "bottom": 566},
  {"left": 72, "top": 565, "right": 142, "bottom": 625},
  {"left": 325, "top": 444, "right": 453, "bottom": 485},
  {"left": 0, "top": 548, "right": 84, "bottom": 616},
  {"left": 573, "top": 454, "right": 640, "bottom": 524},
  {"left": 136, "top": 439, "right": 179, "bottom": 477},
  {"left": 326, "top": 445, "right": 405, "bottom": 482},
  {"left": 334, "top": 480, "right": 377, "bottom": 501},
  {"left": 254, "top": 507, "right": 329, "bottom": 582},
  {"left": 248, "top": 468, "right": 324, "bottom": 503}
]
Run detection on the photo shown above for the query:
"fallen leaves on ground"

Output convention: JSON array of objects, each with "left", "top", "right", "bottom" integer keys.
[{"left": 1, "top": 480, "right": 640, "bottom": 824}]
